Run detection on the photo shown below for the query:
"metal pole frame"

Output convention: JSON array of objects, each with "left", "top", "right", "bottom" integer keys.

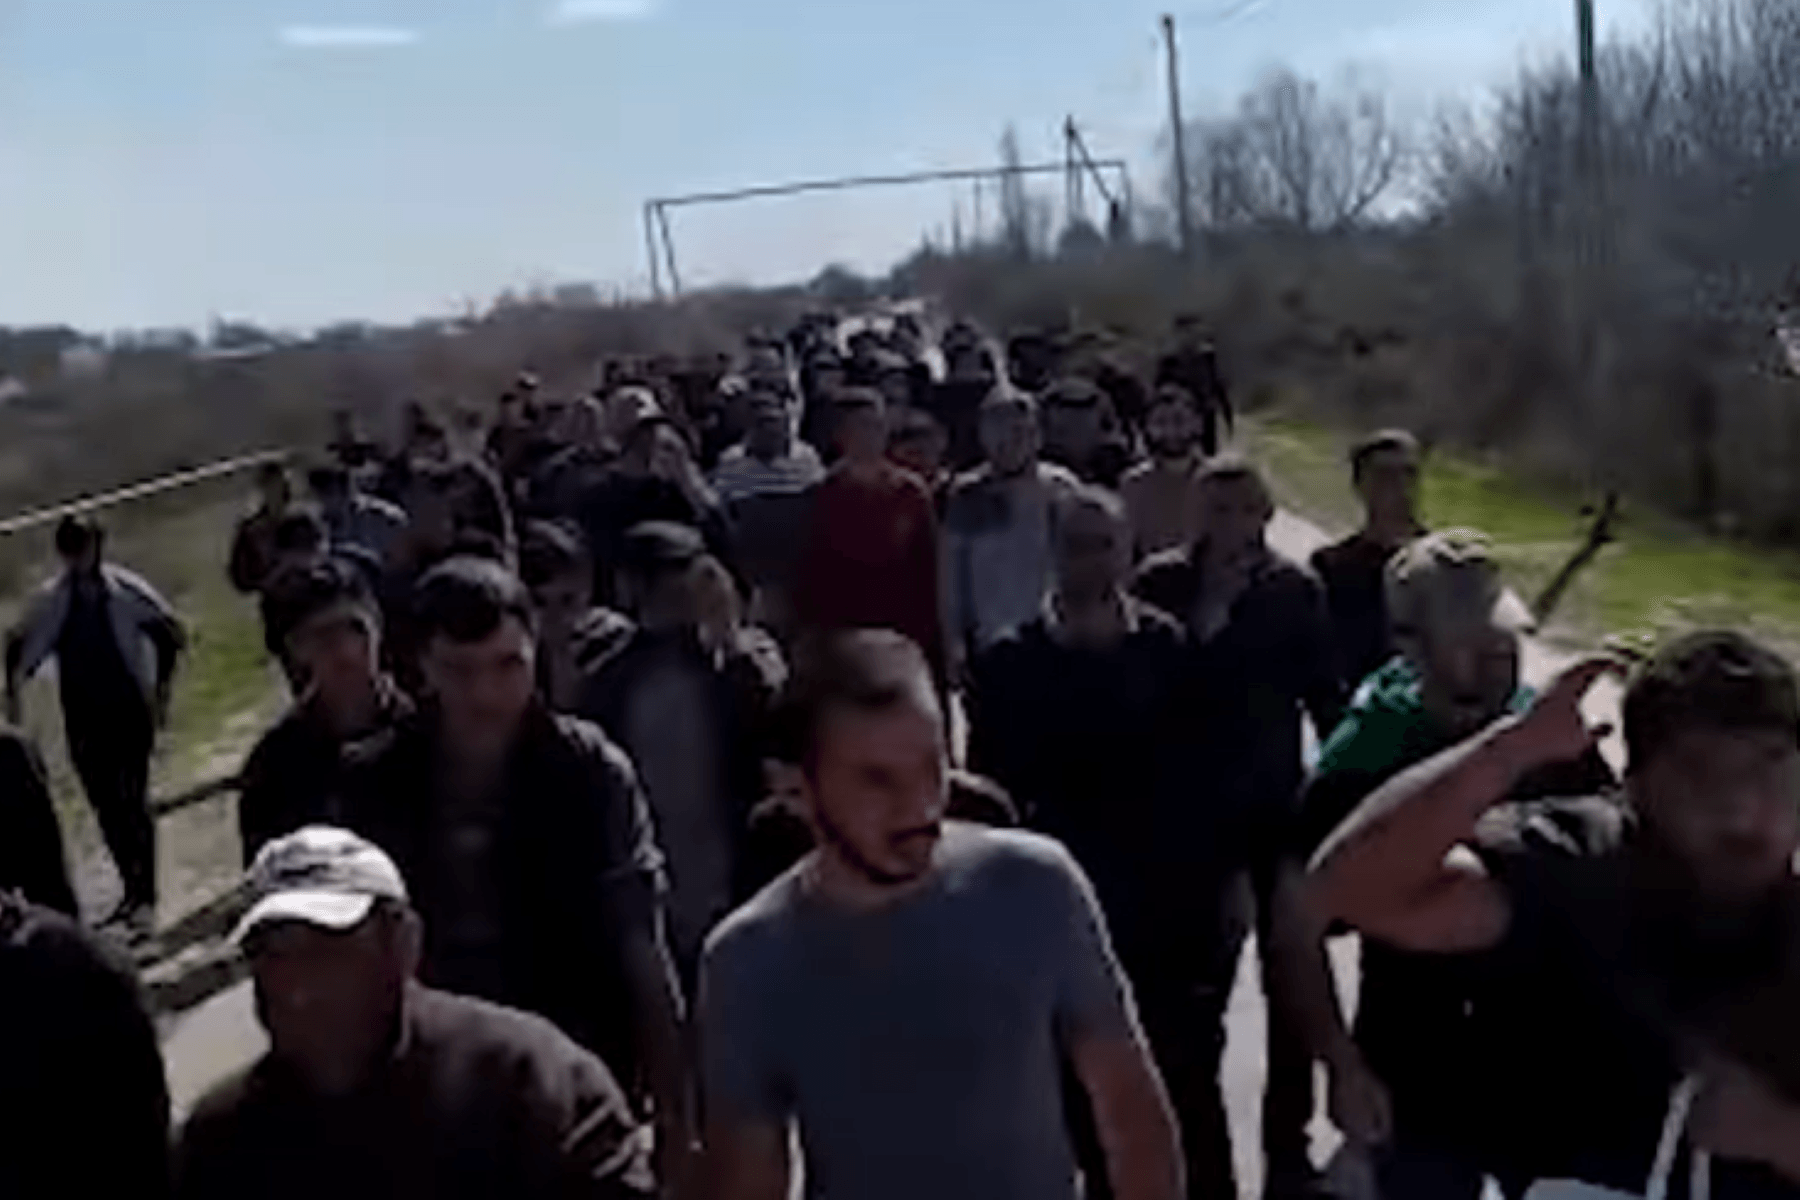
[
  {"left": 643, "top": 203, "right": 663, "bottom": 301},
  {"left": 643, "top": 159, "right": 1132, "bottom": 301}
]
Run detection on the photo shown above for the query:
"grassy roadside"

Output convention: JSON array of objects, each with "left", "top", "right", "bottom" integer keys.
[
  {"left": 3, "top": 482, "right": 281, "bottom": 919},
  {"left": 1242, "top": 413, "right": 1800, "bottom": 657}
]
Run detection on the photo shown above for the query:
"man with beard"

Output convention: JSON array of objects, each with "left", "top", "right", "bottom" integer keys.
[
  {"left": 1154, "top": 316, "right": 1233, "bottom": 457},
  {"left": 700, "top": 630, "right": 1185, "bottom": 1200},
  {"left": 1311, "top": 430, "right": 1428, "bottom": 693},
  {"left": 970, "top": 488, "right": 1245, "bottom": 1200},
  {"left": 1274, "top": 531, "right": 1614, "bottom": 1200},
  {"left": 711, "top": 389, "right": 825, "bottom": 507},
  {"left": 1309, "top": 631, "right": 1800, "bottom": 1197},
  {"left": 943, "top": 390, "right": 1080, "bottom": 679},
  {"left": 1121, "top": 386, "right": 1210, "bottom": 560},
  {"left": 1134, "top": 457, "right": 1342, "bottom": 1200},
  {"left": 1041, "top": 377, "right": 1135, "bottom": 491},
  {"left": 346, "top": 559, "right": 693, "bottom": 1190},
  {"left": 794, "top": 389, "right": 946, "bottom": 684}
]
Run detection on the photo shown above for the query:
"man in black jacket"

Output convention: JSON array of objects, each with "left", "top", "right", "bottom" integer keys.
[
  {"left": 1154, "top": 316, "right": 1234, "bottom": 456},
  {"left": 238, "top": 557, "right": 411, "bottom": 865},
  {"left": 176, "top": 826, "right": 653, "bottom": 1200},
  {"left": 345, "top": 557, "right": 694, "bottom": 1190},
  {"left": 1134, "top": 456, "right": 1343, "bottom": 1200},
  {"left": 970, "top": 486, "right": 1235, "bottom": 1200}
]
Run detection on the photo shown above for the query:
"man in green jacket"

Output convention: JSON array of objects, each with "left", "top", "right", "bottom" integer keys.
[{"left": 1272, "top": 530, "right": 1613, "bottom": 1200}]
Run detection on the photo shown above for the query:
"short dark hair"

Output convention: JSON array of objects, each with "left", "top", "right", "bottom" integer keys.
[
  {"left": 1623, "top": 631, "right": 1800, "bottom": 771},
  {"left": 518, "top": 521, "right": 590, "bottom": 590},
  {"left": 260, "top": 556, "right": 377, "bottom": 651},
  {"left": 272, "top": 506, "right": 329, "bottom": 556},
  {"left": 617, "top": 521, "right": 706, "bottom": 586},
  {"left": 1043, "top": 377, "right": 1106, "bottom": 411},
  {"left": 54, "top": 515, "right": 102, "bottom": 559},
  {"left": 831, "top": 387, "right": 885, "bottom": 416},
  {"left": 1052, "top": 481, "right": 1127, "bottom": 531},
  {"left": 1350, "top": 429, "right": 1421, "bottom": 481},
  {"left": 1199, "top": 452, "right": 1268, "bottom": 492},
  {"left": 889, "top": 406, "right": 945, "bottom": 447},
  {"left": 412, "top": 557, "right": 535, "bottom": 646},
  {"left": 256, "top": 461, "right": 290, "bottom": 489},
  {"left": 776, "top": 630, "right": 936, "bottom": 771}
]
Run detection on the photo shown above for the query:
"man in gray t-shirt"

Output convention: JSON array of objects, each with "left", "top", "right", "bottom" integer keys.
[{"left": 699, "top": 630, "right": 1183, "bottom": 1200}]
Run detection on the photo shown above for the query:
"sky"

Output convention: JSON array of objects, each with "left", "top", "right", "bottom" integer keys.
[{"left": 0, "top": 0, "right": 1660, "bottom": 331}]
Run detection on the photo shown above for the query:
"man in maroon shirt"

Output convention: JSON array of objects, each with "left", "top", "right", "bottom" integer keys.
[{"left": 794, "top": 388, "right": 945, "bottom": 681}]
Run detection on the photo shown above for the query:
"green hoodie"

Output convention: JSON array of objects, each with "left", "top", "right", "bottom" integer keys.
[{"left": 1312, "top": 656, "right": 1533, "bottom": 788}]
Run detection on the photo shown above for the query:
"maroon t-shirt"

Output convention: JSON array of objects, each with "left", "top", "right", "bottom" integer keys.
[{"left": 794, "top": 463, "right": 944, "bottom": 673}]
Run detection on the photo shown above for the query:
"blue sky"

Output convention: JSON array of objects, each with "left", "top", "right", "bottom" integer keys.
[{"left": 0, "top": 0, "right": 1657, "bottom": 331}]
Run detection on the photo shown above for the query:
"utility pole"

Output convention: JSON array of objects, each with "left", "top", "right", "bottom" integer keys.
[{"left": 1163, "top": 14, "right": 1194, "bottom": 259}]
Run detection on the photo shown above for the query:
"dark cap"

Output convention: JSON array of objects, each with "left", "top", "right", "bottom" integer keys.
[
  {"left": 618, "top": 521, "right": 705, "bottom": 577},
  {"left": 1623, "top": 630, "right": 1800, "bottom": 769}
]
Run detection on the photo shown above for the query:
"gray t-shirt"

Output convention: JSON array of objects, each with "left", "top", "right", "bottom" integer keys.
[{"left": 699, "top": 824, "right": 1138, "bottom": 1200}]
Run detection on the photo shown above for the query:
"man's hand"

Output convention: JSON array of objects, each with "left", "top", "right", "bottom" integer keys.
[
  {"left": 1327, "top": 1051, "right": 1393, "bottom": 1148},
  {"left": 1501, "top": 656, "right": 1624, "bottom": 775}
]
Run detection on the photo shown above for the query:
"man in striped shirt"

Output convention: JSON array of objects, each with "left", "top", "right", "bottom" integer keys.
[{"left": 711, "top": 389, "right": 824, "bottom": 506}]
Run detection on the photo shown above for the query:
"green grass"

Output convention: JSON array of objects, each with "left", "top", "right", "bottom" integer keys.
[{"left": 1245, "top": 414, "right": 1800, "bottom": 656}]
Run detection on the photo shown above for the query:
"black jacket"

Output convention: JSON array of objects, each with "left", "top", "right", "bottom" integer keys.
[
  {"left": 345, "top": 706, "right": 671, "bottom": 1082},
  {"left": 175, "top": 985, "right": 653, "bottom": 1200},
  {"left": 236, "top": 683, "right": 413, "bottom": 866}
]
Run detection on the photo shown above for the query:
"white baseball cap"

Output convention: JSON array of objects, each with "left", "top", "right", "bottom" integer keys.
[{"left": 233, "top": 826, "right": 408, "bottom": 946}]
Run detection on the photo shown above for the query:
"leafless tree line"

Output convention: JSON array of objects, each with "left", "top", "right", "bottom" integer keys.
[{"left": 1181, "top": 68, "right": 1409, "bottom": 233}]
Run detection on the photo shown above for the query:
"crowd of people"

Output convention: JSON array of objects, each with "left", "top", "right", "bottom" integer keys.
[{"left": 2, "top": 306, "right": 1800, "bottom": 1200}]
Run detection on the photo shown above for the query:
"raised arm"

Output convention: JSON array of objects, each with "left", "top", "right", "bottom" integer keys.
[{"left": 1307, "top": 657, "right": 1622, "bottom": 953}]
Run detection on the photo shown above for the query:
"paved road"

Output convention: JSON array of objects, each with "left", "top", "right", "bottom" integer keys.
[{"left": 160, "top": 509, "right": 1624, "bottom": 1196}]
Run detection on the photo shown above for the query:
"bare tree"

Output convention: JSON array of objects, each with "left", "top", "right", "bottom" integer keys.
[{"left": 998, "top": 125, "right": 1034, "bottom": 260}]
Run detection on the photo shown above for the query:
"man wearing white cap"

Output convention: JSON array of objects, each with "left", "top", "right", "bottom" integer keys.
[{"left": 174, "top": 826, "right": 655, "bottom": 1200}]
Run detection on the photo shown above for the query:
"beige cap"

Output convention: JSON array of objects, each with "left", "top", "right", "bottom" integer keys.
[{"left": 1386, "top": 530, "right": 1536, "bottom": 639}]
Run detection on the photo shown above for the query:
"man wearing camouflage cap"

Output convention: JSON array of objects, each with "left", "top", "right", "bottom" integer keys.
[{"left": 1276, "top": 531, "right": 1613, "bottom": 1200}]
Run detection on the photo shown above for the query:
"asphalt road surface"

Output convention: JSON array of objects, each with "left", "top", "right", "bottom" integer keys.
[{"left": 159, "top": 509, "right": 1622, "bottom": 1197}]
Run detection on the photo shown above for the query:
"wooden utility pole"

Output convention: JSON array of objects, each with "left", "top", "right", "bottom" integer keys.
[{"left": 1162, "top": 14, "right": 1194, "bottom": 259}]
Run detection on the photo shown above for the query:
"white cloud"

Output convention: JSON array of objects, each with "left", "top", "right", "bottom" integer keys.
[
  {"left": 547, "top": 0, "right": 659, "bottom": 25},
  {"left": 279, "top": 25, "right": 420, "bottom": 49}
]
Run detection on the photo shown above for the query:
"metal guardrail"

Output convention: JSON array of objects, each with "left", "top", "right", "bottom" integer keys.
[
  {"left": 0, "top": 449, "right": 288, "bottom": 539},
  {"left": 152, "top": 772, "right": 244, "bottom": 820}
]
